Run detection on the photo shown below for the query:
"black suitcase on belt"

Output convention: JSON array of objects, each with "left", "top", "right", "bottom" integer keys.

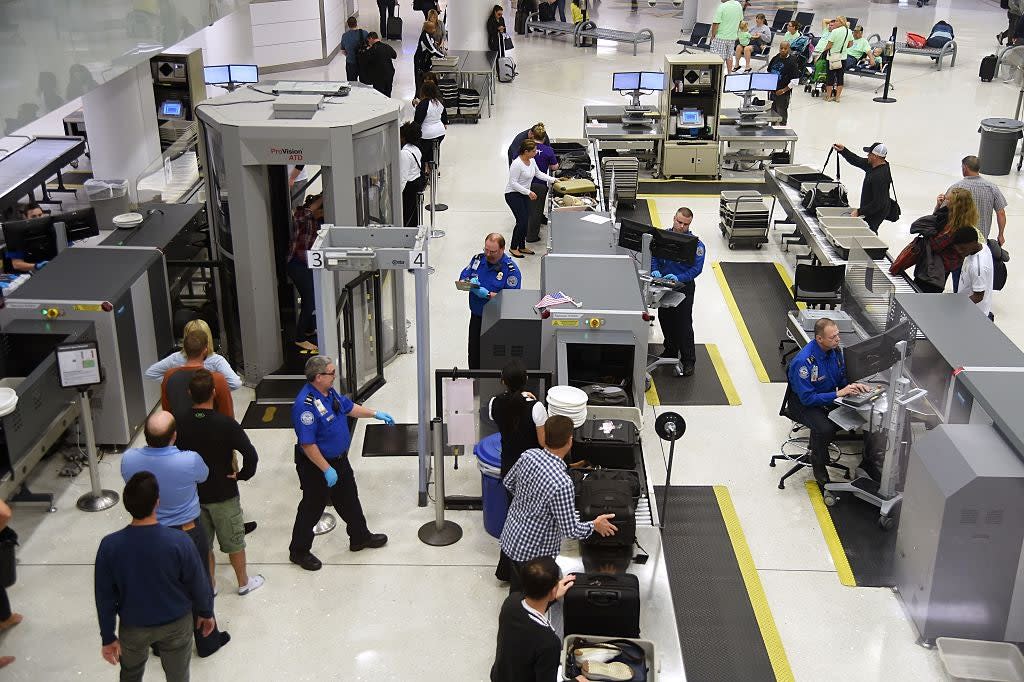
[
  {"left": 573, "top": 419, "right": 639, "bottom": 469},
  {"left": 387, "top": 5, "right": 403, "bottom": 40},
  {"left": 563, "top": 572, "right": 641, "bottom": 638},
  {"left": 578, "top": 478, "right": 636, "bottom": 549},
  {"left": 569, "top": 468, "right": 641, "bottom": 507}
]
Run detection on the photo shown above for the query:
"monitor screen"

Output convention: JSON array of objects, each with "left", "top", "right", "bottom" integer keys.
[
  {"left": 723, "top": 73, "right": 752, "bottom": 92},
  {"left": 750, "top": 72, "right": 780, "bottom": 91},
  {"left": 843, "top": 321, "right": 910, "bottom": 382},
  {"left": 53, "top": 207, "right": 100, "bottom": 241},
  {"left": 2, "top": 215, "right": 57, "bottom": 263},
  {"left": 680, "top": 109, "right": 702, "bottom": 125},
  {"left": 617, "top": 217, "right": 655, "bottom": 252},
  {"left": 160, "top": 100, "right": 183, "bottom": 117},
  {"left": 612, "top": 72, "right": 641, "bottom": 92},
  {"left": 639, "top": 71, "right": 665, "bottom": 90},
  {"left": 650, "top": 229, "right": 699, "bottom": 264},
  {"left": 204, "top": 65, "right": 230, "bottom": 84},
  {"left": 229, "top": 64, "right": 259, "bottom": 83}
]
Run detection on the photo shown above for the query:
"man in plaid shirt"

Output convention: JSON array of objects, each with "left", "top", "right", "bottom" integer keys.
[{"left": 499, "top": 415, "right": 617, "bottom": 590}]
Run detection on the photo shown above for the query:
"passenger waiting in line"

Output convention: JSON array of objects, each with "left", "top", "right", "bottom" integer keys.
[
  {"left": 570, "top": 0, "right": 584, "bottom": 24},
  {"left": 914, "top": 189, "right": 983, "bottom": 293},
  {"left": 160, "top": 330, "right": 235, "bottom": 420},
  {"left": 399, "top": 122, "right": 427, "bottom": 227},
  {"left": 146, "top": 318, "right": 241, "bottom": 390},
  {"left": 0, "top": 500, "right": 20, "bottom": 670},
  {"left": 427, "top": 8, "right": 446, "bottom": 47},
  {"left": 413, "top": 20, "right": 445, "bottom": 96},
  {"left": 287, "top": 194, "right": 324, "bottom": 353},
  {"left": 413, "top": 81, "right": 448, "bottom": 176},
  {"left": 938, "top": 155, "right": 1009, "bottom": 290},
  {"left": 340, "top": 16, "right": 368, "bottom": 83},
  {"left": 833, "top": 142, "right": 892, "bottom": 234}
]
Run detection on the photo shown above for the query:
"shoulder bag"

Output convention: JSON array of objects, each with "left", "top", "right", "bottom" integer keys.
[
  {"left": 886, "top": 174, "right": 901, "bottom": 222},
  {"left": 802, "top": 149, "right": 849, "bottom": 210},
  {"left": 827, "top": 27, "right": 849, "bottom": 70}
]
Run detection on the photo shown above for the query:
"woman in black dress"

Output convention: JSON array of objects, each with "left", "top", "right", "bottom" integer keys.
[{"left": 486, "top": 5, "right": 507, "bottom": 52}]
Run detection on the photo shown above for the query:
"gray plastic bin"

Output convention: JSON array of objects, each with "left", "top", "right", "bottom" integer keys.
[
  {"left": 978, "top": 118, "right": 1024, "bottom": 176},
  {"left": 936, "top": 638, "right": 1024, "bottom": 682},
  {"left": 84, "top": 179, "right": 130, "bottom": 229}
]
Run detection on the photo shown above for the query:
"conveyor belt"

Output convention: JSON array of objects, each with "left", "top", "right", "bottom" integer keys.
[{"left": 0, "top": 136, "right": 85, "bottom": 214}]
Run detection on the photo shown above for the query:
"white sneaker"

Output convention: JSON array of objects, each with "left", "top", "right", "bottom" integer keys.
[
  {"left": 238, "top": 574, "right": 265, "bottom": 596},
  {"left": 574, "top": 647, "right": 619, "bottom": 664},
  {"left": 581, "top": 661, "right": 633, "bottom": 681}
]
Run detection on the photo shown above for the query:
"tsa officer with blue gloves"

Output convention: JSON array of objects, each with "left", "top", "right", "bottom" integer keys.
[
  {"left": 288, "top": 355, "right": 395, "bottom": 571},
  {"left": 459, "top": 232, "right": 522, "bottom": 369},
  {"left": 787, "top": 318, "right": 869, "bottom": 487},
  {"left": 650, "top": 207, "right": 705, "bottom": 377}
]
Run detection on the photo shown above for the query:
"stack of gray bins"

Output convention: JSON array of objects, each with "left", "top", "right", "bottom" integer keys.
[
  {"left": 719, "top": 191, "right": 771, "bottom": 249},
  {"left": 457, "top": 88, "right": 480, "bottom": 121},
  {"left": 601, "top": 156, "right": 639, "bottom": 208},
  {"left": 437, "top": 78, "right": 460, "bottom": 117}
]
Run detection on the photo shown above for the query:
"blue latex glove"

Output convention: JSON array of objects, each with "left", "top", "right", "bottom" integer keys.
[
  {"left": 469, "top": 276, "right": 480, "bottom": 286},
  {"left": 34, "top": 261, "right": 48, "bottom": 270},
  {"left": 323, "top": 466, "right": 339, "bottom": 488},
  {"left": 472, "top": 286, "right": 491, "bottom": 299},
  {"left": 375, "top": 411, "right": 395, "bottom": 425},
  {"left": 650, "top": 270, "right": 662, "bottom": 279},
  {"left": 665, "top": 274, "right": 679, "bottom": 283}
]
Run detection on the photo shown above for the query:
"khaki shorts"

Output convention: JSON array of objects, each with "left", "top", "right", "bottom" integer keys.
[{"left": 200, "top": 496, "right": 245, "bottom": 554}]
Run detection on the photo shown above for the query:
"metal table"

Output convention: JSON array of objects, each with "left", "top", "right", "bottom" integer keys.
[
  {"left": 433, "top": 50, "right": 497, "bottom": 118},
  {"left": 719, "top": 124, "right": 797, "bottom": 165},
  {"left": 548, "top": 210, "right": 619, "bottom": 256},
  {"left": 0, "top": 136, "right": 85, "bottom": 215},
  {"left": 585, "top": 121, "right": 664, "bottom": 141},
  {"left": 583, "top": 104, "right": 662, "bottom": 126},
  {"left": 719, "top": 108, "right": 783, "bottom": 125}
]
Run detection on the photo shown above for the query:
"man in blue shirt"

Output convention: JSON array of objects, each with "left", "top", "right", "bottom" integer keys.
[
  {"left": 526, "top": 142, "right": 558, "bottom": 244},
  {"left": 786, "top": 318, "right": 869, "bottom": 486},
  {"left": 288, "top": 355, "right": 395, "bottom": 571},
  {"left": 95, "top": 472, "right": 215, "bottom": 681},
  {"left": 6, "top": 202, "right": 49, "bottom": 272},
  {"left": 458, "top": 233, "right": 522, "bottom": 369},
  {"left": 650, "top": 207, "right": 705, "bottom": 377},
  {"left": 120, "top": 411, "right": 229, "bottom": 657},
  {"left": 340, "top": 16, "right": 368, "bottom": 82}
]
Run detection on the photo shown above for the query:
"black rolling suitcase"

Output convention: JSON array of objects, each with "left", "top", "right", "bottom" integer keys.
[
  {"left": 980, "top": 54, "right": 998, "bottom": 82},
  {"left": 578, "top": 478, "right": 636, "bottom": 549},
  {"left": 573, "top": 419, "right": 639, "bottom": 469},
  {"left": 563, "top": 572, "right": 641, "bottom": 638},
  {"left": 387, "top": 4, "right": 403, "bottom": 40},
  {"left": 569, "top": 468, "right": 641, "bottom": 507}
]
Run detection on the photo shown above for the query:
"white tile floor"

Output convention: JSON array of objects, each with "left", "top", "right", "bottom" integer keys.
[{"left": 4, "top": 0, "right": 1024, "bottom": 679}]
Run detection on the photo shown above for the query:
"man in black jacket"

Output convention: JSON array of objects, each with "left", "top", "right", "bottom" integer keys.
[
  {"left": 490, "top": 556, "right": 588, "bottom": 682},
  {"left": 833, "top": 141, "right": 892, "bottom": 233},
  {"left": 767, "top": 41, "right": 800, "bottom": 126},
  {"left": 360, "top": 32, "right": 397, "bottom": 97}
]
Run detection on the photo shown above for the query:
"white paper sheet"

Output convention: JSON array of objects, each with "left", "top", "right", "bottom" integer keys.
[
  {"left": 580, "top": 214, "right": 612, "bottom": 224},
  {"left": 443, "top": 378, "right": 478, "bottom": 447}
]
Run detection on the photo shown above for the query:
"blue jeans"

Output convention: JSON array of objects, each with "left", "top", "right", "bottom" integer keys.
[
  {"left": 951, "top": 267, "right": 961, "bottom": 293},
  {"left": 287, "top": 257, "right": 316, "bottom": 339},
  {"left": 505, "top": 192, "right": 531, "bottom": 250},
  {"left": 555, "top": 0, "right": 566, "bottom": 21}
]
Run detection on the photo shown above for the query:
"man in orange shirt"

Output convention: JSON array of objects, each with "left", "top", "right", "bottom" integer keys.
[{"left": 161, "top": 330, "right": 234, "bottom": 420}]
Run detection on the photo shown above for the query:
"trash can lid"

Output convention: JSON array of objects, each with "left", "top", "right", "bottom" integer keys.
[
  {"left": 474, "top": 433, "right": 502, "bottom": 468},
  {"left": 980, "top": 118, "right": 1024, "bottom": 132}
]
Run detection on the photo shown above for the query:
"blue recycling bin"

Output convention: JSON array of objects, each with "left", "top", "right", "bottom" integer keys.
[{"left": 475, "top": 433, "right": 508, "bottom": 539}]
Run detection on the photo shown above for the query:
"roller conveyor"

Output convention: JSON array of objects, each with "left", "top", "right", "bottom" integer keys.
[{"left": 0, "top": 136, "right": 86, "bottom": 214}]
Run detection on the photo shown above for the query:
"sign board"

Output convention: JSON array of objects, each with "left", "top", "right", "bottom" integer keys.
[{"left": 56, "top": 342, "right": 102, "bottom": 388}]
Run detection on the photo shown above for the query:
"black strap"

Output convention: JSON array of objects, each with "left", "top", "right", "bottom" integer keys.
[
  {"left": 889, "top": 170, "right": 898, "bottom": 201},
  {"left": 820, "top": 147, "right": 840, "bottom": 182}
]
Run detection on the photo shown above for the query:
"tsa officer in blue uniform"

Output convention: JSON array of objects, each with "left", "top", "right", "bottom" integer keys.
[
  {"left": 786, "top": 318, "right": 869, "bottom": 487},
  {"left": 288, "top": 355, "right": 396, "bottom": 571},
  {"left": 650, "top": 207, "right": 705, "bottom": 377},
  {"left": 459, "top": 232, "right": 522, "bottom": 369}
]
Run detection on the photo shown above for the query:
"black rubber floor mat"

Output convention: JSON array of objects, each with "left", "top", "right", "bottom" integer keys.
[
  {"left": 716, "top": 261, "right": 796, "bottom": 383},
  {"left": 822, "top": 490, "right": 898, "bottom": 587},
  {"left": 654, "top": 486, "right": 780, "bottom": 682},
  {"left": 613, "top": 198, "right": 652, "bottom": 226},
  {"left": 240, "top": 402, "right": 295, "bottom": 430},
  {"left": 648, "top": 344, "right": 737, "bottom": 406}
]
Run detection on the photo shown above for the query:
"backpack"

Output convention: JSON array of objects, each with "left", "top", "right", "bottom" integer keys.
[
  {"left": 989, "top": 239, "right": 1010, "bottom": 291},
  {"left": 926, "top": 21, "right": 954, "bottom": 48},
  {"left": 906, "top": 32, "right": 927, "bottom": 48},
  {"left": 789, "top": 35, "right": 809, "bottom": 53},
  {"left": 356, "top": 33, "right": 372, "bottom": 83}
]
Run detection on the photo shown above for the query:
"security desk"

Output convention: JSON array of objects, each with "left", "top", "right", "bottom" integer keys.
[
  {"left": 719, "top": 124, "right": 797, "bottom": 166},
  {"left": 719, "top": 108, "right": 783, "bottom": 125}
]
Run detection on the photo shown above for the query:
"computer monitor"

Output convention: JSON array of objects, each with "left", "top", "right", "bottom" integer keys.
[
  {"left": 639, "top": 71, "right": 665, "bottom": 91},
  {"left": 204, "top": 65, "right": 230, "bottom": 85},
  {"left": 650, "top": 229, "right": 699, "bottom": 264},
  {"left": 617, "top": 217, "right": 655, "bottom": 252},
  {"left": 160, "top": 100, "right": 183, "bottom": 118},
  {"left": 723, "top": 73, "right": 752, "bottom": 92},
  {"left": 53, "top": 207, "right": 100, "bottom": 242},
  {"left": 679, "top": 108, "right": 703, "bottom": 125},
  {"left": 229, "top": 64, "right": 259, "bottom": 83},
  {"left": 2, "top": 215, "right": 57, "bottom": 263},
  {"left": 750, "top": 72, "right": 780, "bottom": 91},
  {"left": 843, "top": 321, "right": 912, "bottom": 381},
  {"left": 612, "top": 72, "right": 641, "bottom": 92}
]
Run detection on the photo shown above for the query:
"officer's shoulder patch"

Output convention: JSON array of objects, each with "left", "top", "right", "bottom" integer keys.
[
  {"left": 798, "top": 366, "right": 809, "bottom": 379},
  {"left": 507, "top": 275, "right": 518, "bottom": 287},
  {"left": 300, "top": 411, "right": 315, "bottom": 426},
  {"left": 696, "top": 245, "right": 705, "bottom": 257}
]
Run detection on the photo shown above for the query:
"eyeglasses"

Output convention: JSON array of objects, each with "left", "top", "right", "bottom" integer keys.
[{"left": 318, "top": 370, "right": 336, "bottom": 377}]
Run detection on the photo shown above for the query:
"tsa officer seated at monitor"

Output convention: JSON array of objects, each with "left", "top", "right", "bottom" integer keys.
[
  {"left": 787, "top": 318, "right": 869, "bottom": 488},
  {"left": 7, "top": 202, "right": 48, "bottom": 272},
  {"left": 458, "top": 233, "right": 522, "bottom": 370},
  {"left": 650, "top": 207, "right": 704, "bottom": 377}
]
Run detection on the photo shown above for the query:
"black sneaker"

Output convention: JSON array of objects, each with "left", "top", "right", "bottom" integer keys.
[
  {"left": 680, "top": 363, "right": 695, "bottom": 377},
  {"left": 289, "top": 552, "right": 322, "bottom": 571},
  {"left": 350, "top": 533, "right": 388, "bottom": 552},
  {"left": 244, "top": 521, "right": 257, "bottom": 535}
]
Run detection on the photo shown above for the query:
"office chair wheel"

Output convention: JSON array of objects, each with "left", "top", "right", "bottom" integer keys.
[
  {"left": 728, "top": 242, "right": 736, "bottom": 250},
  {"left": 755, "top": 243, "right": 762, "bottom": 250},
  {"left": 878, "top": 515, "right": 895, "bottom": 531},
  {"left": 778, "top": 481, "right": 785, "bottom": 490},
  {"left": 769, "top": 459, "right": 776, "bottom": 467},
  {"left": 823, "top": 492, "right": 837, "bottom": 506}
]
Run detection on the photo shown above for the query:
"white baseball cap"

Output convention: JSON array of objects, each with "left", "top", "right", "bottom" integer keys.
[{"left": 863, "top": 142, "right": 888, "bottom": 158}]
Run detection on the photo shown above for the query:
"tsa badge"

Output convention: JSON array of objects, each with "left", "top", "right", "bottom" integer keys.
[
  {"left": 798, "top": 366, "right": 809, "bottom": 379},
  {"left": 696, "top": 245, "right": 705, "bottom": 257},
  {"left": 507, "top": 275, "right": 518, "bottom": 286},
  {"left": 300, "top": 411, "right": 315, "bottom": 426}
]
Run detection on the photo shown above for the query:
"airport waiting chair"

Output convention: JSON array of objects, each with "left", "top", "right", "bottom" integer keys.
[
  {"left": 846, "top": 17, "right": 859, "bottom": 31},
  {"left": 792, "top": 263, "right": 846, "bottom": 309},
  {"left": 677, "top": 22, "right": 711, "bottom": 53},
  {"left": 795, "top": 12, "right": 815, "bottom": 35},
  {"left": 770, "top": 9, "right": 793, "bottom": 33},
  {"left": 770, "top": 382, "right": 851, "bottom": 490}
]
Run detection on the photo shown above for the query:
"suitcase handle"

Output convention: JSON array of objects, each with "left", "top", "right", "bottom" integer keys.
[{"left": 586, "top": 590, "right": 620, "bottom": 606}]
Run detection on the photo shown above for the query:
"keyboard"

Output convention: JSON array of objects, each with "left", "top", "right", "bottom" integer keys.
[{"left": 844, "top": 386, "right": 885, "bottom": 408}]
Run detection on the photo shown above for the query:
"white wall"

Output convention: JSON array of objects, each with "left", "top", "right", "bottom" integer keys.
[
  {"left": 447, "top": 0, "right": 505, "bottom": 52},
  {"left": 81, "top": 63, "right": 161, "bottom": 191},
  {"left": 324, "top": 0, "right": 348, "bottom": 53},
  {"left": 250, "top": 0, "right": 324, "bottom": 66}
]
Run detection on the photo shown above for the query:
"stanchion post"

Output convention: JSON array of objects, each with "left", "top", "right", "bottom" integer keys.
[
  {"left": 873, "top": 27, "right": 898, "bottom": 104},
  {"left": 76, "top": 389, "right": 119, "bottom": 512},
  {"left": 425, "top": 139, "right": 448, "bottom": 212}
]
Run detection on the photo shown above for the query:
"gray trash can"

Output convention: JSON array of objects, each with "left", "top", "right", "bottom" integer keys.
[
  {"left": 84, "top": 179, "right": 130, "bottom": 229},
  {"left": 978, "top": 118, "right": 1024, "bottom": 176}
]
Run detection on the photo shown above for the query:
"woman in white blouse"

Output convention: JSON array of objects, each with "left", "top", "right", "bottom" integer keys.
[
  {"left": 399, "top": 122, "right": 426, "bottom": 226},
  {"left": 505, "top": 139, "right": 555, "bottom": 258}
]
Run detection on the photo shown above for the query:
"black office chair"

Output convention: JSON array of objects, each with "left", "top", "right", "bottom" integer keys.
[
  {"left": 791, "top": 263, "right": 845, "bottom": 309},
  {"left": 770, "top": 9, "right": 793, "bottom": 33},
  {"left": 795, "top": 12, "right": 815, "bottom": 35},
  {"left": 770, "top": 382, "right": 851, "bottom": 490},
  {"left": 677, "top": 22, "right": 711, "bottom": 53}
]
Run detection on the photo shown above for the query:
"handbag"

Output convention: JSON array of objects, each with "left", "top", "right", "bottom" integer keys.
[
  {"left": 886, "top": 176, "right": 901, "bottom": 222},
  {"left": 503, "top": 35, "right": 514, "bottom": 51},
  {"left": 565, "top": 637, "right": 648, "bottom": 682},
  {"left": 889, "top": 238, "right": 923, "bottom": 275},
  {"left": 0, "top": 527, "right": 18, "bottom": 589},
  {"left": 802, "top": 149, "right": 848, "bottom": 210}
]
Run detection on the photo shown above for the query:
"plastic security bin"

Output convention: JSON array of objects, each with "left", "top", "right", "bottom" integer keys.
[
  {"left": 474, "top": 433, "right": 508, "bottom": 539},
  {"left": 978, "top": 118, "right": 1024, "bottom": 176},
  {"left": 84, "top": 178, "right": 130, "bottom": 229},
  {"left": 936, "top": 638, "right": 1024, "bottom": 682}
]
